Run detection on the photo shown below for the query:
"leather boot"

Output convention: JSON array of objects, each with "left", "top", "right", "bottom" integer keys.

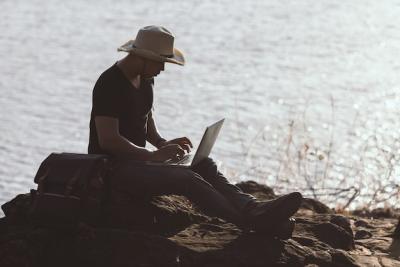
[{"left": 242, "top": 192, "right": 302, "bottom": 234}]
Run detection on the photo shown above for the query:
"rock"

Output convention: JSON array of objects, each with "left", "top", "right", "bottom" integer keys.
[
  {"left": 313, "top": 222, "right": 355, "bottom": 250},
  {"left": 1, "top": 181, "right": 400, "bottom": 266},
  {"left": 356, "top": 237, "right": 393, "bottom": 254},
  {"left": 355, "top": 230, "right": 373, "bottom": 240},
  {"left": 330, "top": 215, "right": 353, "bottom": 237},
  {"left": 1, "top": 192, "right": 32, "bottom": 225},
  {"left": 355, "top": 219, "right": 371, "bottom": 228},
  {"left": 75, "top": 227, "right": 185, "bottom": 267},
  {"left": 103, "top": 192, "right": 208, "bottom": 236},
  {"left": 390, "top": 219, "right": 400, "bottom": 258},
  {"left": 380, "top": 256, "right": 400, "bottom": 267},
  {"left": 369, "top": 208, "right": 398, "bottom": 219},
  {"left": 301, "top": 198, "right": 333, "bottom": 214},
  {"left": 330, "top": 249, "right": 360, "bottom": 267},
  {"left": 352, "top": 208, "right": 399, "bottom": 219},
  {"left": 392, "top": 218, "right": 400, "bottom": 239}
]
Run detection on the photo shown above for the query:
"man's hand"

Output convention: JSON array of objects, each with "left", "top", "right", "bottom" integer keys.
[
  {"left": 159, "top": 137, "right": 193, "bottom": 154},
  {"left": 151, "top": 144, "right": 186, "bottom": 162}
]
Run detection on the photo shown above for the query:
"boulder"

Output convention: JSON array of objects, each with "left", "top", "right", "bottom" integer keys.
[{"left": 1, "top": 181, "right": 400, "bottom": 266}]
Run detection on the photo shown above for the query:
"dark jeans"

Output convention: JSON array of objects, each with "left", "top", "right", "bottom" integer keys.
[{"left": 110, "top": 157, "right": 257, "bottom": 226}]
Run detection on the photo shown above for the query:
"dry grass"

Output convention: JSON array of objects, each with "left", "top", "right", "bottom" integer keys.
[{"left": 230, "top": 95, "right": 400, "bottom": 211}]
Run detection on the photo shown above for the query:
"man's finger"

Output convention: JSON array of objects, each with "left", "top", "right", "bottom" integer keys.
[
  {"left": 176, "top": 146, "right": 185, "bottom": 157},
  {"left": 186, "top": 137, "right": 193, "bottom": 148},
  {"left": 181, "top": 144, "right": 191, "bottom": 153},
  {"left": 180, "top": 137, "right": 193, "bottom": 148}
]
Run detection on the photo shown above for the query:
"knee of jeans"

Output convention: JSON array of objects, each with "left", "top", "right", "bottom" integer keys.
[
  {"left": 181, "top": 170, "right": 210, "bottom": 187},
  {"left": 203, "top": 157, "right": 216, "bottom": 166},
  {"left": 181, "top": 169, "right": 203, "bottom": 181},
  {"left": 194, "top": 157, "right": 217, "bottom": 176}
]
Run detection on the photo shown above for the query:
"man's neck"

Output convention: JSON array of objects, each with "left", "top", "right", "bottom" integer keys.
[{"left": 116, "top": 56, "right": 142, "bottom": 83}]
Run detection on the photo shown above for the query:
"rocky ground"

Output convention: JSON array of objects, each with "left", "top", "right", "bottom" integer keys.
[{"left": 1, "top": 181, "right": 400, "bottom": 267}]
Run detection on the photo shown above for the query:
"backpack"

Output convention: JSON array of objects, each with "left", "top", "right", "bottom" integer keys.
[{"left": 29, "top": 153, "right": 111, "bottom": 227}]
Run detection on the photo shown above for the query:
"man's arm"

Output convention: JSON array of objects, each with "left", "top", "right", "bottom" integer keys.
[
  {"left": 95, "top": 116, "right": 154, "bottom": 160},
  {"left": 96, "top": 116, "right": 185, "bottom": 162},
  {"left": 146, "top": 110, "right": 167, "bottom": 148}
]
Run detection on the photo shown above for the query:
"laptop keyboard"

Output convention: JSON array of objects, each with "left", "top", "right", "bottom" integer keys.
[{"left": 170, "top": 154, "right": 193, "bottom": 165}]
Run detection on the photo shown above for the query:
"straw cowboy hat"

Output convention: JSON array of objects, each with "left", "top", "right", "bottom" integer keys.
[{"left": 118, "top": 25, "right": 185, "bottom": 66}]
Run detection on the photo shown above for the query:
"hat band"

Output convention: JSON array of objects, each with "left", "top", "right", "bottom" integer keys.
[{"left": 132, "top": 45, "right": 173, "bottom": 58}]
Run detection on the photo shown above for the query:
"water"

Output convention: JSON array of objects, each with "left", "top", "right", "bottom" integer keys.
[{"left": 1, "top": 0, "right": 400, "bottom": 212}]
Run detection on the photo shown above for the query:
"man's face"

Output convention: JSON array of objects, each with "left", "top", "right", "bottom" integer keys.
[{"left": 143, "top": 59, "right": 165, "bottom": 79}]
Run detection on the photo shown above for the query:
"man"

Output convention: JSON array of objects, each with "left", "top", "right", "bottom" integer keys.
[{"left": 88, "top": 25, "right": 302, "bottom": 236}]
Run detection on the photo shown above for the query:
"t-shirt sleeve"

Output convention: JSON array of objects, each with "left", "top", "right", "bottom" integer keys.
[{"left": 91, "top": 77, "right": 121, "bottom": 118}]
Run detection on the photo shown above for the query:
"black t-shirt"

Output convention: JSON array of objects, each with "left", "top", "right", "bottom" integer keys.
[{"left": 88, "top": 63, "right": 154, "bottom": 154}]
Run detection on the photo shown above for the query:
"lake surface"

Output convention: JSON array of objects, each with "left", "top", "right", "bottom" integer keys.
[{"left": 1, "top": 0, "right": 400, "bottom": 212}]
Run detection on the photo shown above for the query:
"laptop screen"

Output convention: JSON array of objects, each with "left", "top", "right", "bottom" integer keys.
[{"left": 191, "top": 118, "right": 225, "bottom": 166}]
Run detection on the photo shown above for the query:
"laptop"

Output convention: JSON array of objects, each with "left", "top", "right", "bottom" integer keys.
[{"left": 145, "top": 118, "right": 225, "bottom": 168}]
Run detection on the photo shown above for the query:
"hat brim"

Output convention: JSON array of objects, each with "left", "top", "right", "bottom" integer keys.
[{"left": 117, "top": 40, "right": 185, "bottom": 66}]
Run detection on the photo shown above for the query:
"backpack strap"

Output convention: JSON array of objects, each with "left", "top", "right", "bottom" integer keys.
[
  {"left": 65, "top": 168, "right": 82, "bottom": 197},
  {"left": 78, "top": 157, "right": 110, "bottom": 223},
  {"left": 37, "top": 168, "right": 50, "bottom": 194}
]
